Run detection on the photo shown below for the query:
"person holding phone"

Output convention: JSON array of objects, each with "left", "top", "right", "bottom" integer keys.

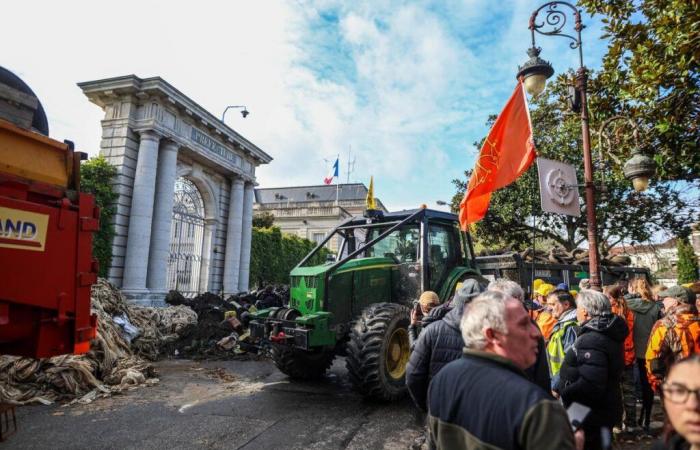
[
  {"left": 408, "top": 291, "right": 439, "bottom": 350},
  {"left": 558, "top": 290, "right": 627, "bottom": 450}
]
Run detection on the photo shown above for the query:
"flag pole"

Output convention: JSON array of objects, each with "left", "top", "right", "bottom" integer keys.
[{"left": 335, "top": 154, "right": 340, "bottom": 206}]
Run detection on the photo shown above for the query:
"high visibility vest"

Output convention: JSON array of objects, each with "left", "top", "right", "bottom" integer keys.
[{"left": 547, "top": 319, "right": 577, "bottom": 378}]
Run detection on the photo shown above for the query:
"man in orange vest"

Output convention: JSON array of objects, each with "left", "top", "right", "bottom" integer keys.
[{"left": 646, "top": 285, "right": 700, "bottom": 392}]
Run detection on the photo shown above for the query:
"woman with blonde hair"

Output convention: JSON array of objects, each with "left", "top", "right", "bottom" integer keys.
[{"left": 627, "top": 277, "right": 662, "bottom": 431}]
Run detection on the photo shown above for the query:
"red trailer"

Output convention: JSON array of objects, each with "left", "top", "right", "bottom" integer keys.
[{"left": 0, "top": 68, "right": 98, "bottom": 358}]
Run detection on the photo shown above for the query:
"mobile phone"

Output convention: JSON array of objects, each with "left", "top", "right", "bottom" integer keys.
[{"left": 567, "top": 402, "right": 591, "bottom": 432}]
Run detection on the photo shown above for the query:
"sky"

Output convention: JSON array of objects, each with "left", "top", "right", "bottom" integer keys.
[{"left": 2, "top": 0, "right": 610, "bottom": 212}]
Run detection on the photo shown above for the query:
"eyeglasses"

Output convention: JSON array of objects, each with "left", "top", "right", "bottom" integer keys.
[{"left": 662, "top": 383, "right": 700, "bottom": 404}]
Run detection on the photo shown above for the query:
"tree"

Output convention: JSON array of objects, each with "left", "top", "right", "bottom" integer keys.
[
  {"left": 253, "top": 212, "right": 275, "bottom": 228},
  {"left": 580, "top": 0, "right": 700, "bottom": 181},
  {"left": 451, "top": 73, "right": 698, "bottom": 253},
  {"left": 676, "top": 236, "right": 699, "bottom": 283},
  {"left": 80, "top": 156, "right": 118, "bottom": 277}
]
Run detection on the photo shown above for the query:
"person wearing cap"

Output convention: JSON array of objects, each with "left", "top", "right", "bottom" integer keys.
[
  {"left": 406, "top": 279, "right": 486, "bottom": 412},
  {"left": 546, "top": 289, "right": 579, "bottom": 394},
  {"left": 408, "top": 291, "right": 440, "bottom": 350},
  {"left": 534, "top": 283, "right": 557, "bottom": 340},
  {"left": 645, "top": 285, "right": 700, "bottom": 394}
]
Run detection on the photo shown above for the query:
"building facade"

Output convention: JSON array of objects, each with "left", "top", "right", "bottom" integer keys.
[
  {"left": 79, "top": 75, "right": 272, "bottom": 304},
  {"left": 254, "top": 183, "right": 387, "bottom": 253},
  {"left": 610, "top": 225, "right": 700, "bottom": 285}
]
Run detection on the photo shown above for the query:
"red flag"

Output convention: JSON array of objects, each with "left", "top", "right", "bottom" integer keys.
[{"left": 459, "top": 81, "right": 536, "bottom": 230}]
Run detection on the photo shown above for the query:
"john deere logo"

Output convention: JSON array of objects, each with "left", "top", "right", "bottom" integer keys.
[{"left": 0, "top": 207, "right": 49, "bottom": 252}]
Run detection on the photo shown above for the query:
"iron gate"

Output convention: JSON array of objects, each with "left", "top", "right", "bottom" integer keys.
[{"left": 167, "top": 178, "right": 205, "bottom": 296}]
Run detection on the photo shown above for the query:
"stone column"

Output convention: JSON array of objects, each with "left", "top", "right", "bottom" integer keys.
[
  {"left": 146, "top": 140, "right": 179, "bottom": 294},
  {"left": 223, "top": 178, "right": 245, "bottom": 295},
  {"left": 237, "top": 182, "right": 255, "bottom": 292},
  {"left": 122, "top": 130, "right": 161, "bottom": 294},
  {"left": 199, "top": 217, "right": 218, "bottom": 292}
]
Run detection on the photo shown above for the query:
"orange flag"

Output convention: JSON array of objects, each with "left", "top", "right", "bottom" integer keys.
[{"left": 459, "top": 81, "right": 536, "bottom": 230}]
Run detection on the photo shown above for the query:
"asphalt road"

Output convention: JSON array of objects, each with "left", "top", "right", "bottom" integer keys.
[{"left": 9, "top": 357, "right": 424, "bottom": 449}]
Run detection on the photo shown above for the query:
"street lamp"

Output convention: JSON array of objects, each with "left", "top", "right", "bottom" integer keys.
[
  {"left": 221, "top": 105, "right": 249, "bottom": 122},
  {"left": 517, "top": 46, "right": 554, "bottom": 96},
  {"left": 517, "top": 1, "right": 605, "bottom": 290},
  {"left": 598, "top": 116, "right": 657, "bottom": 192}
]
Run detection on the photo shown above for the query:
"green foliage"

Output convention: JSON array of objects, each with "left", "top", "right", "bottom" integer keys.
[
  {"left": 250, "top": 226, "right": 330, "bottom": 288},
  {"left": 580, "top": 0, "right": 700, "bottom": 181},
  {"left": 80, "top": 156, "right": 118, "bottom": 277},
  {"left": 451, "top": 73, "right": 698, "bottom": 253},
  {"left": 252, "top": 211, "right": 275, "bottom": 228},
  {"left": 676, "top": 236, "right": 699, "bottom": 283}
]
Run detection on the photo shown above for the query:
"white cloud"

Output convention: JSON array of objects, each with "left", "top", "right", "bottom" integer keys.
[{"left": 1, "top": 0, "right": 611, "bottom": 211}]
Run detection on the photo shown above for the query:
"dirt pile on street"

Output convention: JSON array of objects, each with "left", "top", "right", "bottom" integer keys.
[
  {"left": 164, "top": 285, "right": 288, "bottom": 358},
  {"left": 0, "top": 279, "right": 197, "bottom": 405}
]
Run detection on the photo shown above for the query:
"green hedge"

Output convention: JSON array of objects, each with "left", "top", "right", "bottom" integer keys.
[
  {"left": 80, "top": 156, "right": 118, "bottom": 278},
  {"left": 250, "top": 226, "right": 331, "bottom": 288}
]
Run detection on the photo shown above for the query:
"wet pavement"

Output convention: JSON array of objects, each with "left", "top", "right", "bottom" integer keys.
[
  {"left": 9, "top": 357, "right": 423, "bottom": 449},
  {"left": 8, "top": 356, "right": 662, "bottom": 449}
]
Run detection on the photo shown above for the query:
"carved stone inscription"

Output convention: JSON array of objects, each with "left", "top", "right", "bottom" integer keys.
[{"left": 190, "top": 128, "right": 240, "bottom": 165}]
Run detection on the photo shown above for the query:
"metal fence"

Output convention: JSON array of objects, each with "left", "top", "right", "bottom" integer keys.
[{"left": 167, "top": 178, "right": 205, "bottom": 297}]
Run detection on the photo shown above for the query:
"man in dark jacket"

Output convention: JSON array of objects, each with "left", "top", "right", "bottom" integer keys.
[
  {"left": 489, "top": 279, "right": 552, "bottom": 393},
  {"left": 405, "top": 279, "right": 484, "bottom": 412},
  {"left": 428, "top": 291, "right": 576, "bottom": 449},
  {"left": 559, "top": 289, "right": 628, "bottom": 450}
]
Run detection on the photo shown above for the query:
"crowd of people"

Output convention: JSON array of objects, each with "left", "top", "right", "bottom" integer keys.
[{"left": 405, "top": 276, "right": 700, "bottom": 450}]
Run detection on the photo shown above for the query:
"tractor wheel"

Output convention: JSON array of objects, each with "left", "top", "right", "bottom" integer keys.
[
  {"left": 346, "top": 303, "right": 411, "bottom": 401},
  {"left": 270, "top": 346, "right": 335, "bottom": 380}
]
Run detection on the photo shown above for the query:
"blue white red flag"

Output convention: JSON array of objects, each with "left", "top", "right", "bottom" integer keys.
[{"left": 324, "top": 158, "right": 339, "bottom": 185}]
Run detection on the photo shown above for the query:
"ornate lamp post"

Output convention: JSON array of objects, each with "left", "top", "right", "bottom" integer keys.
[
  {"left": 516, "top": 1, "right": 605, "bottom": 290},
  {"left": 517, "top": 2, "right": 656, "bottom": 291}
]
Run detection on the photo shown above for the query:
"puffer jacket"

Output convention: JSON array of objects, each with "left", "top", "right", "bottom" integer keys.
[
  {"left": 406, "top": 305, "right": 463, "bottom": 412},
  {"left": 645, "top": 304, "right": 700, "bottom": 391},
  {"left": 559, "top": 313, "right": 628, "bottom": 430},
  {"left": 626, "top": 293, "right": 662, "bottom": 359}
]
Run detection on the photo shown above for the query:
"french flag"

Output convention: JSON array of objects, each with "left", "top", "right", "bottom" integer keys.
[{"left": 324, "top": 158, "right": 339, "bottom": 185}]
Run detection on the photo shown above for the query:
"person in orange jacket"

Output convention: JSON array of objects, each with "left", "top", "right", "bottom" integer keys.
[
  {"left": 646, "top": 285, "right": 700, "bottom": 394},
  {"left": 531, "top": 283, "right": 557, "bottom": 341},
  {"left": 605, "top": 284, "right": 637, "bottom": 432}
]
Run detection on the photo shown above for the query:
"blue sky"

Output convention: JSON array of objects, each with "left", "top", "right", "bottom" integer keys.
[{"left": 1, "top": 0, "right": 610, "bottom": 211}]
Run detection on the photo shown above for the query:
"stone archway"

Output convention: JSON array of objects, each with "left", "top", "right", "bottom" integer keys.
[
  {"left": 167, "top": 177, "right": 205, "bottom": 296},
  {"left": 79, "top": 74, "right": 272, "bottom": 305}
]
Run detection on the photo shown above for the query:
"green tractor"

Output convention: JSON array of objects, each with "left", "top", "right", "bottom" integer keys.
[{"left": 249, "top": 207, "right": 485, "bottom": 400}]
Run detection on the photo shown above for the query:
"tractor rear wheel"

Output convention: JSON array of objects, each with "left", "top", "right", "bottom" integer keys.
[
  {"left": 270, "top": 346, "right": 335, "bottom": 380},
  {"left": 346, "top": 303, "right": 411, "bottom": 401}
]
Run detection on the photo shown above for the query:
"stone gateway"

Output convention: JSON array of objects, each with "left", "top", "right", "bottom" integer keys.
[{"left": 79, "top": 75, "right": 272, "bottom": 305}]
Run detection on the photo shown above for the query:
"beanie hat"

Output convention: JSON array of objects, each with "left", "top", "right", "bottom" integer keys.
[
  {"left": 453, "top": 278, "right": 486, "bottom": 311},
  {"left": 419, "top": 291, "right": 440, "bottom": 308}
]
